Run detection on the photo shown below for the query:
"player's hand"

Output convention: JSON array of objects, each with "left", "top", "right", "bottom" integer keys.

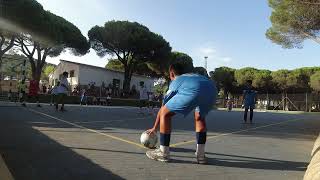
[{"left": 146, "top": 128, "right": 157, "bottom": 135}]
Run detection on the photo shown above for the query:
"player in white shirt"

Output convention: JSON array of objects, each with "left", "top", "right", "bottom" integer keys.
[
  {"left": 50, "top": 81, "right": 59, "bottom": 106},
  {"left": 139, "top": 82, "right": 149, "bottom": 114},
  {"left": 55, "top": 72, "right": 69, "bottom": 111},
  {"left": 148, "top": 92, "right": 155, "bottom": 115}
]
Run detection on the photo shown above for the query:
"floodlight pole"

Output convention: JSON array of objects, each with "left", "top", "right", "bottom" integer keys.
[{"left": 204, "top": 56, "right": 208, "bottom": 71}]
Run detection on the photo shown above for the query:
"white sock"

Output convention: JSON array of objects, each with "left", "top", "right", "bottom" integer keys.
[
  {"left": 160, "top": 145, "right": 169, "bottom": 154},
  {"left": 196, "top": 144, "right": 205, "bottom": 156}
]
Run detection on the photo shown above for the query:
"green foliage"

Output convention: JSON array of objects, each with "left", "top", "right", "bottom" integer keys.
[
  {"left": 235, "top": 67, "right": 259, "bottom": 86},
  {"left": 2, "top": 0, "right": 89, "bottom": 55},
  {"left": 88, "top": 20, "right": 171, "bottom": 92},
  {"left": 271, "top": 69, "right": 290, "bottom": 91},
  {"left": 1, "top": 54, "right": 31, "bottom": 78},
  {"left": 210, "top": 66, "right": 320, "bottom": 94},
  {"left": 106, "top": 59, "right": 160, "bottom": 77},
  {"left": 148, "top": 51, "right": 194, "bottom": 79},
  {"left": 310, "top": 71, "right": 320, "bottom": 92},
  {"left": 1, "top": 0, "right": 89, "bottom": 83},
  {"left": 266, "top": 0, "right": 320, "bottom": 48},
  {"left": 193, "top": 67, "right": 208, "bottom": 77},
  {"left": 41, "top": 64, "right": 56, "bottom": 80},
  {"left": 210, "top": 67, "right": 236, "bottom": 95},
  {"left": 253, "top": 70, "right": 272, "bottom": 91},
  {"left": 105, "top": 59, "right": 124, "bottom": 72}
]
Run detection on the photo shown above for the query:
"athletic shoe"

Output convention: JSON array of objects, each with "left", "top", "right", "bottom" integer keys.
[
  {"left": 55, "top": 104, "right": 58, "bottom": 111},
  {"left": 21, "top": 103, "right": 26, "bottom": 107},
  {"left": 196, "top": 153, "right": 207, "bottom": 164},
  {"left": 146, "top": 148, "right": 170, "bottom": 162},
  {"left": 37, "top": 104, "right": 41, "bottom": 107}
]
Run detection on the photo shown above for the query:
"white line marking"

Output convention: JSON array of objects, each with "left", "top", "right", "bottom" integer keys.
[
  {"left": 28, "top": 109, "right": 147, "bottom": 149},
  {"left": 171, "top": 118, "right": 302, "bottom": 147}
]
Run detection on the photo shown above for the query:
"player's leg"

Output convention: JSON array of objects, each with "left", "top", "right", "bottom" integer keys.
[
  {"left": 249, "top": 106, "right": 254, "bottom": 123},
  {"left": 243, "top": 107, "right": 249, "bottom": 123},
  {"left": 55, "top": 94, "right": 61, "bottom": 111},
  {"left": 36, "top": 95, "right": 41, "bottom": 107},
  {"left": 60, "top": 94, "right": 66, "bottom": 111},
  {"left": 194, "top": 111, "right": 207, "bottom": 164},
  {"left": 139, "top": 100, "right": 145, "bottom": 114},
  {"left": 146, "top": 106, "right": 174, "bottom": 162},
  {"left": 20, "top": 91, "right": 26, "bottom": 106}
]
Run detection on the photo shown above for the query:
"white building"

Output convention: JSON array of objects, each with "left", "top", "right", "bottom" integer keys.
[{"left": 49, "top": 60, "right": 155, "bottom": 93}]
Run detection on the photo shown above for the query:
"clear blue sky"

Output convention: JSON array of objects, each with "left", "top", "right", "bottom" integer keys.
[{"left": 37, "top": 0, "right": 320, "bottom": 71}]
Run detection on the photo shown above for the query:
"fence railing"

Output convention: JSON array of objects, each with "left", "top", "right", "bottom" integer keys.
[{"left": 217, "top": 93, "right": 320, "bottom": 112}]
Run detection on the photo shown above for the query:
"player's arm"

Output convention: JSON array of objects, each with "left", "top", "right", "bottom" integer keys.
[
  {"left": 147, "top": 105, "right": 163, "bottom": 134},
  {"left": 241, "top": 91, "right": 246, "bottom": 107},
  {"left": 254, "top": 91, "right": 258, "bottom": 104}
]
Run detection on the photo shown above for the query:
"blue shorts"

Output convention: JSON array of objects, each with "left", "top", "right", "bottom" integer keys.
[
  {"left": 244, "top": 104, "right": 255, "bottom": 109},
  {"left": 164, "top": 90, "right": 216, "bottom": 118}
]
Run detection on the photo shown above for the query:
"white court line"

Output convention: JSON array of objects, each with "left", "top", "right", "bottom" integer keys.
[
  {"left": 28, "top": 109, "right": 147, "bottom": 149},
  {"left": 73, "top": 117, "right": 147, "bottom": 124},
  {"left": 171, "top": 118, "right": 302, "bottom": 147}
]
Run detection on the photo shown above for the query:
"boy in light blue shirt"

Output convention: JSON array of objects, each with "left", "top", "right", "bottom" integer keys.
[
  {"left": 242, "top": 80, "right": 257, "bottom": 124},
  {"left": 146, "top": 62, "right": 217, "bottom": 164}
]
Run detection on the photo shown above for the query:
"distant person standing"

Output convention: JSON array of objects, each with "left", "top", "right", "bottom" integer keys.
[
  {"left": 18, "top": 80, "right": 27, "bottom": 106},
  {"left": 139, "top": 82, "right": 149, "bottom": 114},
  {"left": 50, "top": 82, "right": 59, "bottom": 106},
  {"left": 227, "top": 98, "right": 233, "bottom": 112},
  {"left": 106, "top": 93, "right": 112, "bottom": 106},
  {"left": 242, "top": 80, "right": 257, "bottom": 124},
  {"left": 29, "top": 79, "right": 41, "bottom": 107},
  {"left": 80, "top": 89, "right": 87, "bottom": 105},
  {"left": 42, "top": 85, "right": 47, "bottom": 94},
  {"left": 7, "top": 90, "right": 12, "bottom": 101},
  {"left": 148, "top": 92, "right": 155, "bottom": 115},
  {"left": 55, "top": 72, "right": 69, "bottom": 111}
]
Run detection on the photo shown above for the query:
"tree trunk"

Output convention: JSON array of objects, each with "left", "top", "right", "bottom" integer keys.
[{"left": 122, "top": 67, "right": 132, "bottom": 95}]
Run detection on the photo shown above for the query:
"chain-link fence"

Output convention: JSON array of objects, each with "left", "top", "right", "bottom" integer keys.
[{"left": 217, "top": 93, "right": 320, "bottom": 112}]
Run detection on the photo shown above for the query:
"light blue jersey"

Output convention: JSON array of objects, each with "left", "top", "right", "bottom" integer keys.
[
  {"left": 243, "top": 89, "right": 256, "bottom": 108},
  {"left": 164, "top": 74, "right": 217, "bottom": 117}
]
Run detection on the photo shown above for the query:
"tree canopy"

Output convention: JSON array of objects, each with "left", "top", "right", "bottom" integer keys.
[
  {"left": 147, "top": 51, "right": 194, "bottom": 80},
  {"left": 210, "top": 66, "right": 236, "bottom": 97},
  {"left": 88, "top": 20, "right": 171, "bottom": 92},
  {"left": 234, "top": 67, "right": 259, "bottom": 86},
  {"left": 266, "top": 0, "right": 320, "bottom": 48},
  {"left": 105, "top": 59, "right": 159, "bottom": 77},
  {"left": 1, "top": 0, "right": 90, "bottom": 82},
  {"left": 310, "top": 71, "right": 320, "bottom": 92},
  {"left": 210, "top": 66, "right": 320, "bottom": 96},
  {"left": 193, "top": 67, "right": 208, "bottom": 77}
]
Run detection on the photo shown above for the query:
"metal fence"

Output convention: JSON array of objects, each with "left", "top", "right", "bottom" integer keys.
[{"left": 217, "top": 93, "right": 320, "bottom": 112}]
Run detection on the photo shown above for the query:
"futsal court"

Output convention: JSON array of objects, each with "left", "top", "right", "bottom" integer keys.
[{"left": 0, "top": 102, "right": 319, "bottom": 180}]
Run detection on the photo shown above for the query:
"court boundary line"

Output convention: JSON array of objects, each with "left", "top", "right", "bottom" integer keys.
[
  {"left": 28, "top": 108, "right": 303, "bottom": 150},
  {"left": 28, "top": 109, "right": 148, "bottom": 149},
  {"left": 171, "top": 118, "right": 302, "bottom": 147}
]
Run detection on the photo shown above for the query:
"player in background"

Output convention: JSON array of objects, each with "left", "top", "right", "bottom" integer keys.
[
  {"left": 139, "top": 82, "right": 149, "bottom": 114},
  {"left": 242, "top": 80, "right": 257, "bottom": 124},
  {"left": 55, "top": 72, "right": 69, "bottom": 111}
]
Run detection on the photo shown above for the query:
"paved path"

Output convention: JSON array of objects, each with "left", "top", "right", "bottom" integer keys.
[{"left": 0, "top": 103, "right": 319, "bottom": 180}]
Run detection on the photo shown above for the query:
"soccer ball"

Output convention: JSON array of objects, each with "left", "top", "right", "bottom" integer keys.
[{"left": 140, "top": 131, "right": 158, "bottom": 149}]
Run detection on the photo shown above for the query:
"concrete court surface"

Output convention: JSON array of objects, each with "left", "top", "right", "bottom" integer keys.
[{"left": 0, "top": 102, "right": 319, "bottom": 180}]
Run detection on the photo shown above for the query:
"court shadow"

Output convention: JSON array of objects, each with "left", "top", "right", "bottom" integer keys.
[
  {"left": 171, "top": 147, "right": 307, "bottom": 171},
  {"left": 0, "top": 108, "right": 125, "bottom": 180}
]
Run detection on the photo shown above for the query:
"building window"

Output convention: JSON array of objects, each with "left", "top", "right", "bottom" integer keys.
[{"left": 70, "top": 70, "right": 75, "bottom": 77}]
